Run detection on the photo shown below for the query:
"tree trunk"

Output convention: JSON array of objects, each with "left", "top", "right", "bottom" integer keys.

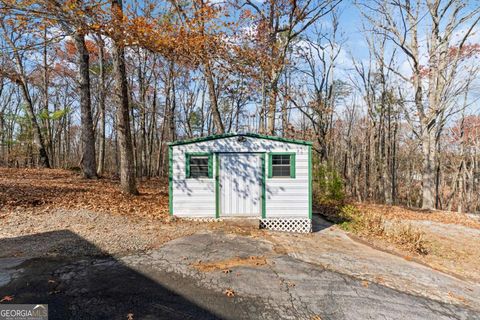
[
  {"left": 96, "top": 35, "right": 106, "bottom": 176},
  {"left": 111, "top": 0, "right": 138, "bottom": 195},
  {"left": 10, "top": 51, "right": 50, "bottom": 167},
  {"left": 205, "top": 61, "right": 224, "bottom": 134},
  {"left": 166, "top": 60, "right": 176, "bottom": 142},
  {"left": 421, "top": 129, "right": 436, "bottom": 210},
  {"left": 42, "top": 27, "right": 53, "bottom": 165},
  {"left": 138, "top": 61, "right": 147, "bottom": 178},
  {"left": 267, "top": 77, "right": 277, "bottom": 135},
  {"left": 281, "top": 72, "right": 289, "bottom": 134},
  {"left": 73, "top": 32, "right": 97, "bottom": 179}
]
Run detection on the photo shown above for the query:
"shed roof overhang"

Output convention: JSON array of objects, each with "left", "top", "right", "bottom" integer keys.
[{"left": 168, "top": 133, "right": 313, "bottom": 147}]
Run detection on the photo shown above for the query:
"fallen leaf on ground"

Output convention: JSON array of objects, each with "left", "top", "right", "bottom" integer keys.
[
  {"left": 191, "top": 256, "right": 266, "bottom": 272},
  {"left": 224, "top": 289, "right": 235, "bottom": 297},
  {"left": 0, "top": 168, "right": 169, "bottom": 221},
  {"left": 448, "top": 291, "right": 467, "bottom": 303}
]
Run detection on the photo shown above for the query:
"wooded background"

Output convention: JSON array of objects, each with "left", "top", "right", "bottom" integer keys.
[{"left": 0, "top": 0, "right": 479, "bottom": 213}]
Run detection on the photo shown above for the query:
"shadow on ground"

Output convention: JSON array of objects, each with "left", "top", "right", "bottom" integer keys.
[
  {"left": 311, "top": 213, "right": 334, "bottom": 232},
  {"left": 0, "top": 230, "right": 221, "bottom": 320}
]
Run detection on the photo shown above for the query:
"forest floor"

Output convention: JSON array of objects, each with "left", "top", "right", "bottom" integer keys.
[
  {"left": 1, "top": 168, "right": 480, "bottom": 318},
  {"left": 1, "top": 168, "right": 479, "bottom": 280},
  {"left": 346, "top": 203, "right": 480, "bottom": 283}
]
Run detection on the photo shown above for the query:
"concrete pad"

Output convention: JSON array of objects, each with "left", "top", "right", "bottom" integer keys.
[{"left": 221, "top": 218, "right": 260, "bottom": 229}]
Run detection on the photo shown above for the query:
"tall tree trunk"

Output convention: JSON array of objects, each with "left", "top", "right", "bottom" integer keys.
[
  {"left": 73, "top": 31, "right": 97, "bottom": 179},
  {"left": 281, "top": 72, "right": 289, "bottom": 134},
  {"left": 111, "top": 0, "right": 138, "bottom": 194},
  {"left": 138, "top": 56, "right": 147, "bottom": 177},
  {"left": 205, "top": 61, "right": 224, "bottom": 134},
  {"left": 96, "top": 35, "right": 106, "bottom": 176},
  {"left": 421, "top": 129, "right": 436, "bottom": 210},
  {"left": 267, "top": 77, "right": 277, "bottom": 135},
  {"left": 2, "top": 27, "right": 50, "bottom": 168},
  {"left": 166, "top": 60, "right": 176, "bottom": 142},
  {"left": 42, "top": 27, "right": 53, "bottom": 165},
  {"left": 147, "top": 85, "right": 157, "bottom": 176}
]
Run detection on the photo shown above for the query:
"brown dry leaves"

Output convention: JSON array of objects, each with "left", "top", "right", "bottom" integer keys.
[
  {"left": 191, "top": 256, "right": 267, "bottom": 272},
  {"left": 224, "top": 288, "right": 235, "bottom": 297},
  {"left": 356, "top": 203, "right": 480, "bottom": 230},
  {"left": 0, "top": 168, "right": 169, "bottom": 220}
]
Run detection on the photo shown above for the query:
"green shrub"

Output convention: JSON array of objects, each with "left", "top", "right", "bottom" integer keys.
[
  {"left": 314, "top": 164, "right": 345, "bottom": 205},
  {"left": 337, "top": 205, "right": 385, "bottom": 236}
]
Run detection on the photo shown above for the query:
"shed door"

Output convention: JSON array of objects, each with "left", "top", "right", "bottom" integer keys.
[{"left": 219, "top": 153, "right": 262, "bottom": 217}]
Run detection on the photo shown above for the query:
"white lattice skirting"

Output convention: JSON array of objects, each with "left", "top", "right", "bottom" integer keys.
[
  {"left": 260, "top": 218, "right": 312, "bottom": 233},
  {"left": 178, "top": 217, "right": 312, "bottom": 233}
]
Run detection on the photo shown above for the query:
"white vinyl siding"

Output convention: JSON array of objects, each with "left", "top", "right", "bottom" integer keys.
[{"left": 171, "top": 136, "right": 309, "bottom": 218}]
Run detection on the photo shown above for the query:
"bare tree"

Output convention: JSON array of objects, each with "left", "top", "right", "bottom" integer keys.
[
  {"left": 111, "top": 0, "right": 138, "bottom": 194},
  {"left": 360, "top": 0, "right": 480, "bottom": 209},
  {"left": 0, "top": 22, "right": 50, "bottom": 168},
  {"left": 94, "top": 34, "right": 107, "bottom": 176},
  {"left": 242, "top": 0, "right": 342, "bottom": 135},
  {"left": 73, "top": 31, "right": 97, "bottom": 178}
]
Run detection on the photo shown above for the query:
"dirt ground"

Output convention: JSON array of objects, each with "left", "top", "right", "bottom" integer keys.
[
  {"left": 4, "top": 230, "right": 478, "bottom": 320},
  {"left": 0, "top": 168, "right": 169, "bottom": 219},
  {"left": 1, "top": 168, "right": 480, "bottom": 319},
  {"left": 1, "top": 168, "right": 479, "bottom": 281},
  {"left": 349, "top": 204, "right": 480, "bottom": 282},
  {"left": 0, "top": 168, "right": 267, "bottom": 257},
  {"left": 412, "top": 220, "right": 480, "bottom": 282}
]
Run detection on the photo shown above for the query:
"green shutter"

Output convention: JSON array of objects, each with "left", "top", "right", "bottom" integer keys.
[
  {"left": 268, "top": 153, "right": 273, "bottom": 178},
  {"left": 185, "top": 153, "right": 191, "bottom": 178},
  {"left": 208, "top": 154, "right": 213, "bottom": 178},
  {"left": 290, "top": 153, "right": 296, "bottom": 178}
]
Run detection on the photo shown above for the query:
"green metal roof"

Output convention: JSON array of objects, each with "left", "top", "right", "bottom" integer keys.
[{"left": 168, "top": 133, "right": 313, "bottom": 146}]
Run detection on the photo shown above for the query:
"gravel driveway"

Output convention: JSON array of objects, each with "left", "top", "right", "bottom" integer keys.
[{"left": 1, "top": 227, "right": 480, "bottom": 319}]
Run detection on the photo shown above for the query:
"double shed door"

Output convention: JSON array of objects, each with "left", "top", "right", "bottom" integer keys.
[{"left": 219, "top": 153, "right": 262, "bottom": 217}]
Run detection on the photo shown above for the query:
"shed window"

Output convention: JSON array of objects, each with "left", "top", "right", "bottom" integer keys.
[
  {"left": 186, "top": 153, "right": 213, "bottom": 178},
  {"left": 269, "top": 153, "right": 295, "bottom": 178}
]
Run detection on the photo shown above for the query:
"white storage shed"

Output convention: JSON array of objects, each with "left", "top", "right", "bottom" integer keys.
[{"left": 168, "top": 133, "right": 312, "bottom": 232}]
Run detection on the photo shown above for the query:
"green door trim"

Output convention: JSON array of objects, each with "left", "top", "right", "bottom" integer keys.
[
  {"left": 308, "top": 145, "right": 312, "bottom": 220},
  {"left": 261, "top": 153, "right": 266, "bottom": 219},
  {"left": 215, "top": 152, "right": 266, "bottom": 219},
  {"left": 215, "top": 153, "right": 220, "bottom": 218},
  {"left": 168, "top": 145, "right": 173, "bottom": 216}
]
